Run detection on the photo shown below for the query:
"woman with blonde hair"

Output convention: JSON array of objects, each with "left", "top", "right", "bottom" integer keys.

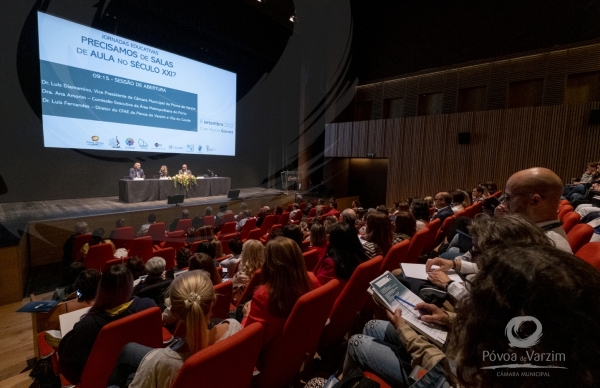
[
  {"left": 108, "top": 270, "right": 242, "bottom": 388},
  {"left": 231, "top": 239, "right": 265, "bottom": 303},
  {"left": 158, "top": 165, "right": 169, "bottom": 178}
]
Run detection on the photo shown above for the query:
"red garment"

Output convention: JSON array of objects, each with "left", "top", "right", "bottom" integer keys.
[
  {"left": 324, "top": 209, "right": 340, "bottom": 218},
  {"left": 310, "top": 244, "right": 327, "bottom": 263},
  {"left": 312, "top": 256, "right": 337, "bottom": 286},
  {"left": 244, "top": 273, "right": 320, "bottom": 348}
]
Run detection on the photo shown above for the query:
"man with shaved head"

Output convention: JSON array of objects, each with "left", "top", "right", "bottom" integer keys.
[{"left": 496, "top": 167, "right": 572, "bottom": 252}]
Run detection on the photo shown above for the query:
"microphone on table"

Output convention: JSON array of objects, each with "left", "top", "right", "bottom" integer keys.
[{"left": 207, "top": 169, "right": 215, "bottom": 177}]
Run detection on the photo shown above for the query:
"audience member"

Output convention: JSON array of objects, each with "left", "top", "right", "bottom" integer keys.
[
  {"left": 80, "top": 228, "right": 116, "bottom": 259},
  {"left": 62, "top": 222, "right": 89, "bottom": 265},
  {"left": 210, "top": 239, "right": 224, "bottom": 259},
  {"left": 325, "top": 202, "right": 340, "bottom": 217},
  {"left": 219, "top": 238, "right": 243, "bottom": 279},
  {"left": 242, "top": 237, "right": 319, "bottom": 350},
  {"left": 409, "top": 199, "right": 430, "bottom": 231},
  {"left": 109, "top": 218, "right": 126, "bottom": 239},
  {"left": 471, "top": 186, "right": 486, "bottom": 203},
  {"left": 361, "top": 212, "right": 399, "bottom": 258},
  {"left": 423, "top": 196, "right": 434, "bottom": 208},
  {"left": 323, "top": 216, "right": 339, "bottom": 233},
  {"left": 312, "top": 223, "right": 367, "bottom": 286},
  {"left": 166, "top": 248, "right": 192, "bottom": 279},
  {"left": 308, "top": 223, "right": 328, "bottom": 260},
  {"left": 231, "top": 239, "right": 265, "bottom": 303},
  {"left": 191, "top": 216, "right": 202, "bottom": 231},
  {"left": 138, "top": 214, "right": 157, "bottom": 237},
  {"left": 438, "top": 216, "right": 473, "bottom": 258},
  {"left": 340, "top": 208, "right": 357, "bottom": 229},
  {"left": 188, "top": 226, "right": 215, "bottom": 243},
  {"left": 133, "top": 257, "right": 172, "bottom": 310},
  {"left": 376, "top": 205, "right": 389, "bottom": 215},
  {"left": 236, "top": 210, "right": 253, "bottom": 232},
  {"left": 109, "top": 270, "right": 242, "bottom": 388},
  {"left": 451, "top": 190, "right": 466, "bottom": 213},
  {"left": 46, "top": 269, "right": 102, "bottom": 331},
  {"left": 431, "top": 192, "right": 453, "bottom": 223},
  {"left": 458, "top": 189, "right": 472, "bottom": 208},
  {"left": 283, "top": 224, "right": 304, "bottom": 250},
  {"left": 189, "top": 253, "right": 222, "bottom": 285},
  {"left": 52, "top": 262, "right": 86, "bottom": 302},
  {"left": 58, "top": 265, "right": 156, "bottom": 384},
  {"left": 169, "top": 209, "right": 190, "bottom": 232},
  {"left": 344, "top": 244, "right": 600, "bottom": 388},
  {"left": 427, "top": 214, "right": 551, "bottom": 302},
  {"left": 485, "top": 181, "right": 498, "bottom": 195},
  {"left": 495, "top": 167, "right": 571, "bottom": 252},
  {"left": 126, "top": 256, "right": 146, "bottom": 280},
  {"left": 393, "top": 211, "right": 417, "bottom": 241},
  {"left": 215, "top": 204, "right": 232, "bottom": 227},
  {"left": 195, "top": 241, "right": 216, "bottom": 259}
]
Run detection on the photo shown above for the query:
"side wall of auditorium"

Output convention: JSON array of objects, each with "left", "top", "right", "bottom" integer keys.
[{"left": 325, "top": 43, "right": 600, "bottom": 205}]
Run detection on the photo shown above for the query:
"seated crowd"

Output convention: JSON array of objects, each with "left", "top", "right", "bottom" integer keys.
[{"left": 45, "top": 166, "right": 600, "bottom": 388}]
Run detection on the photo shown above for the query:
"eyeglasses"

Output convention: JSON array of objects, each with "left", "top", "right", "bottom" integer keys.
[{"left": 502, "top": 193, "right": 545, "bottom": 204}]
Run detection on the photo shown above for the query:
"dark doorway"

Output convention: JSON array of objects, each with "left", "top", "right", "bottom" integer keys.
[{"left": 348, "top": 158, "right": 388, "bottom": 208}]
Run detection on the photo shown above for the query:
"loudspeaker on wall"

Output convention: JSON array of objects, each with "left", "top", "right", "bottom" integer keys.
[{"left": 458, "top": 132, "right": 471, "bottom": 145}]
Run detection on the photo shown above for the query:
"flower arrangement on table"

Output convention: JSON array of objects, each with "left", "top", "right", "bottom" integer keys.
[{"left": 172, "top": 174, "right": 197, "bottom": 190}]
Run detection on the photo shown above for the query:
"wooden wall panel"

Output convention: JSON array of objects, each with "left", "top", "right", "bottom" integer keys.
[
  {"left": 351, "top": 121, "right": 369, "bottom": 157},
  {"left": 324, "top": 123, "right": 335, "bottom": 157},
  {"left": 337, "top": 122, "right": 353, "bottom": 157},
  {"left": 327, "top": 101, "right": 600, "bottom": 205},
  {"left": 367, "top": 120, "right": 386, "bottom": 156}
]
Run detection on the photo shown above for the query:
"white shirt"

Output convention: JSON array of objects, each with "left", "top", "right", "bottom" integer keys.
[{"left": 537, "top": 220, "right": 572, "bottom": 253}]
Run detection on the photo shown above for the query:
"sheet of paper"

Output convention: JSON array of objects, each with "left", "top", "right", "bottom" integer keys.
[
  {"left": 60, "top": 307, "right": 91, "bottom": 337},
  {"left": 401, "top": 263, "right": 463, "bottom": 283}
]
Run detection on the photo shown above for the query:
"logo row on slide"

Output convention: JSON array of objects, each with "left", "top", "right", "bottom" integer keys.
[{"left": 86, "top": 136, "right": 215, "bottom": 152}]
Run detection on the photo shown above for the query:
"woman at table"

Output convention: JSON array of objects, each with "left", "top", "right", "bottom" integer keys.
[{"left": 159, "top": 165, "right": 169, "bottom": 178}]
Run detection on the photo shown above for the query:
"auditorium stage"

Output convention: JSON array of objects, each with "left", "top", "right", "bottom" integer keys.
[{"left": 0, "top": 187, "right": 288, "bottom": 248}]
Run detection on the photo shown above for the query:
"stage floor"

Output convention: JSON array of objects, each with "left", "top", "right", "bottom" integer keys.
[{"left": 0, "top": 187, "right": 285, "bottom": 244}]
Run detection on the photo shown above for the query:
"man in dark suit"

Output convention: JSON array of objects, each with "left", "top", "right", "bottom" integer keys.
[
  {"left": 178, "top": 164, "right": 193, "bottom": 176},
  {"left": 431, "top": 192, "right": 453, "bottom": 223},
  {"left": 129, "top": 162, "right": 145, "bottom": 179}
]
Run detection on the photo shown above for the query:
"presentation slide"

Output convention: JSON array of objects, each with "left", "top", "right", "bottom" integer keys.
[{"left": 37, "top": 12, "right": 236, "bottom": 156}]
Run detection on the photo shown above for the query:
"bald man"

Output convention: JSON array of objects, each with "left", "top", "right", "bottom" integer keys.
[{"left": 495, "top": 167, "right": 572, "bottom": 253}]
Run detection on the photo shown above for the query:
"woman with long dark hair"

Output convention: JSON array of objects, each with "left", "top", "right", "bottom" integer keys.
[
  {"left": 242, "top": 237, "right": 319, "bottom": 348},
  {"left": 58, "top": 265, "right": 156, "bottom": 384},
  {"left": 312, "top": 222, "right": 367, "bottom": 286},
  {"left": 361, "top": 212, "right": 398, "bottom": 258}
]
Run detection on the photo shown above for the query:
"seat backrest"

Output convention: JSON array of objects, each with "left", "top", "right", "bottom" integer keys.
[
  {"left": 128, "top": 236, "right": 154, "bottom": 263},
  {"left": 404, "top": 228, "right": 429, "bottom": 264},
  {"left": 236, "top": 269, "right": 263, "bottom": 307},
  {"left": 111, "top": 228, "right": 134, "bottom": 250},
  {"left": 440, "top": 215, "right": 455, "bottom": 235},
  {"left": 222, "top": 213, "right": 235, "bottom": 224},
  {"left": 153, "top": 247, "right": 176, "bottom": 270},
  {"left": 203, "top": 215, "right": 215, "bottom": 227},
  {"left": 470, "top": 201, "right": 483, "bottom": 217},
  {"left": 301, "top": 239, "right": 311, "bottom": 253},
  {"left": 318, "top": 256, "right": 383, "bottom": 352},
  {"left": 163, "top": 234, "right": 186, "bottom": 253},
  {"left": 219, "top": 222, "right": 237, "bottom": 236},
  {"left": 259, "top": 215, "right": 275, "bottom": 236},
  {"left": 562, "top": 212, "right": 581, "bottom": 233},
  {"left": 293, "top": 210, "right": 303, "bottom": 221},
  {"left": 421, "top": 218, "right": 441, "bottom": 253},
  {"left": 256, "top": 280, "right": 341, "bottom": 388},
  {"left": 72, "top": 234, "right": 92, "bottom": 262},
  {"left": 567, "top": 224, "right": 594, "bottom": 254},
  {"left": 218, "top": 233, "right": 238, "bottom": 255},
  {"left": 278, "top": 212, "right": 290, "bottom": 226},
  {"left": 308, "top": 208, "right": 317, "bottom": 217},
  {"left": 576, "top": 242, "right": 600, "bottom": 270},
  {"left": 299, "top": 201, "right": 307, "bottom": 210},
  {"left": 285, "top": 204, "right": 294, "bottom": 212},
  {"left": 175, "top": 218, "right": 192, "bottom": 232},
  {"left": 102, "top": 258, "right": 123, "bottom": 273},
  {"left": 78, "top": 307, "right": 163, "bottom": 388},
  {"left": 558, "top": 206, "right": 574, "bottom": 221},
  {"left": 171, "top": 323, "right": 264, "bottom": 388},
  {"left": 147, "top": 222, "right": 166, "bottom": 245},
  {"left": 302, "top": 248, "right": 321, "bottom": 271},
  {"left": 380, "top": 240, "right": 410, "bottom": 274},
  {"left": 84, "top": 243, "right": 114, "bottom": 271},
  {"left": 211, "top": 281, "right": 233, "bottom": 319},
  {"left": 244, "top": 228, "right": 262, "bottom": 242},
  {"left": 240, "top": 218, "right": 257, "bottom": 240},
  {"left": 189, "top": 240, "right": 207, "bottom": 254}
]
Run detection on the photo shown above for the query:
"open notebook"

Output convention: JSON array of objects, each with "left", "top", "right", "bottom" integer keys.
[
  {"left": 400, "top": 263, "right": 463, "bottom": 283},
  {"left": 369, "top": 271, "right": 448, "bottom": 348}
]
